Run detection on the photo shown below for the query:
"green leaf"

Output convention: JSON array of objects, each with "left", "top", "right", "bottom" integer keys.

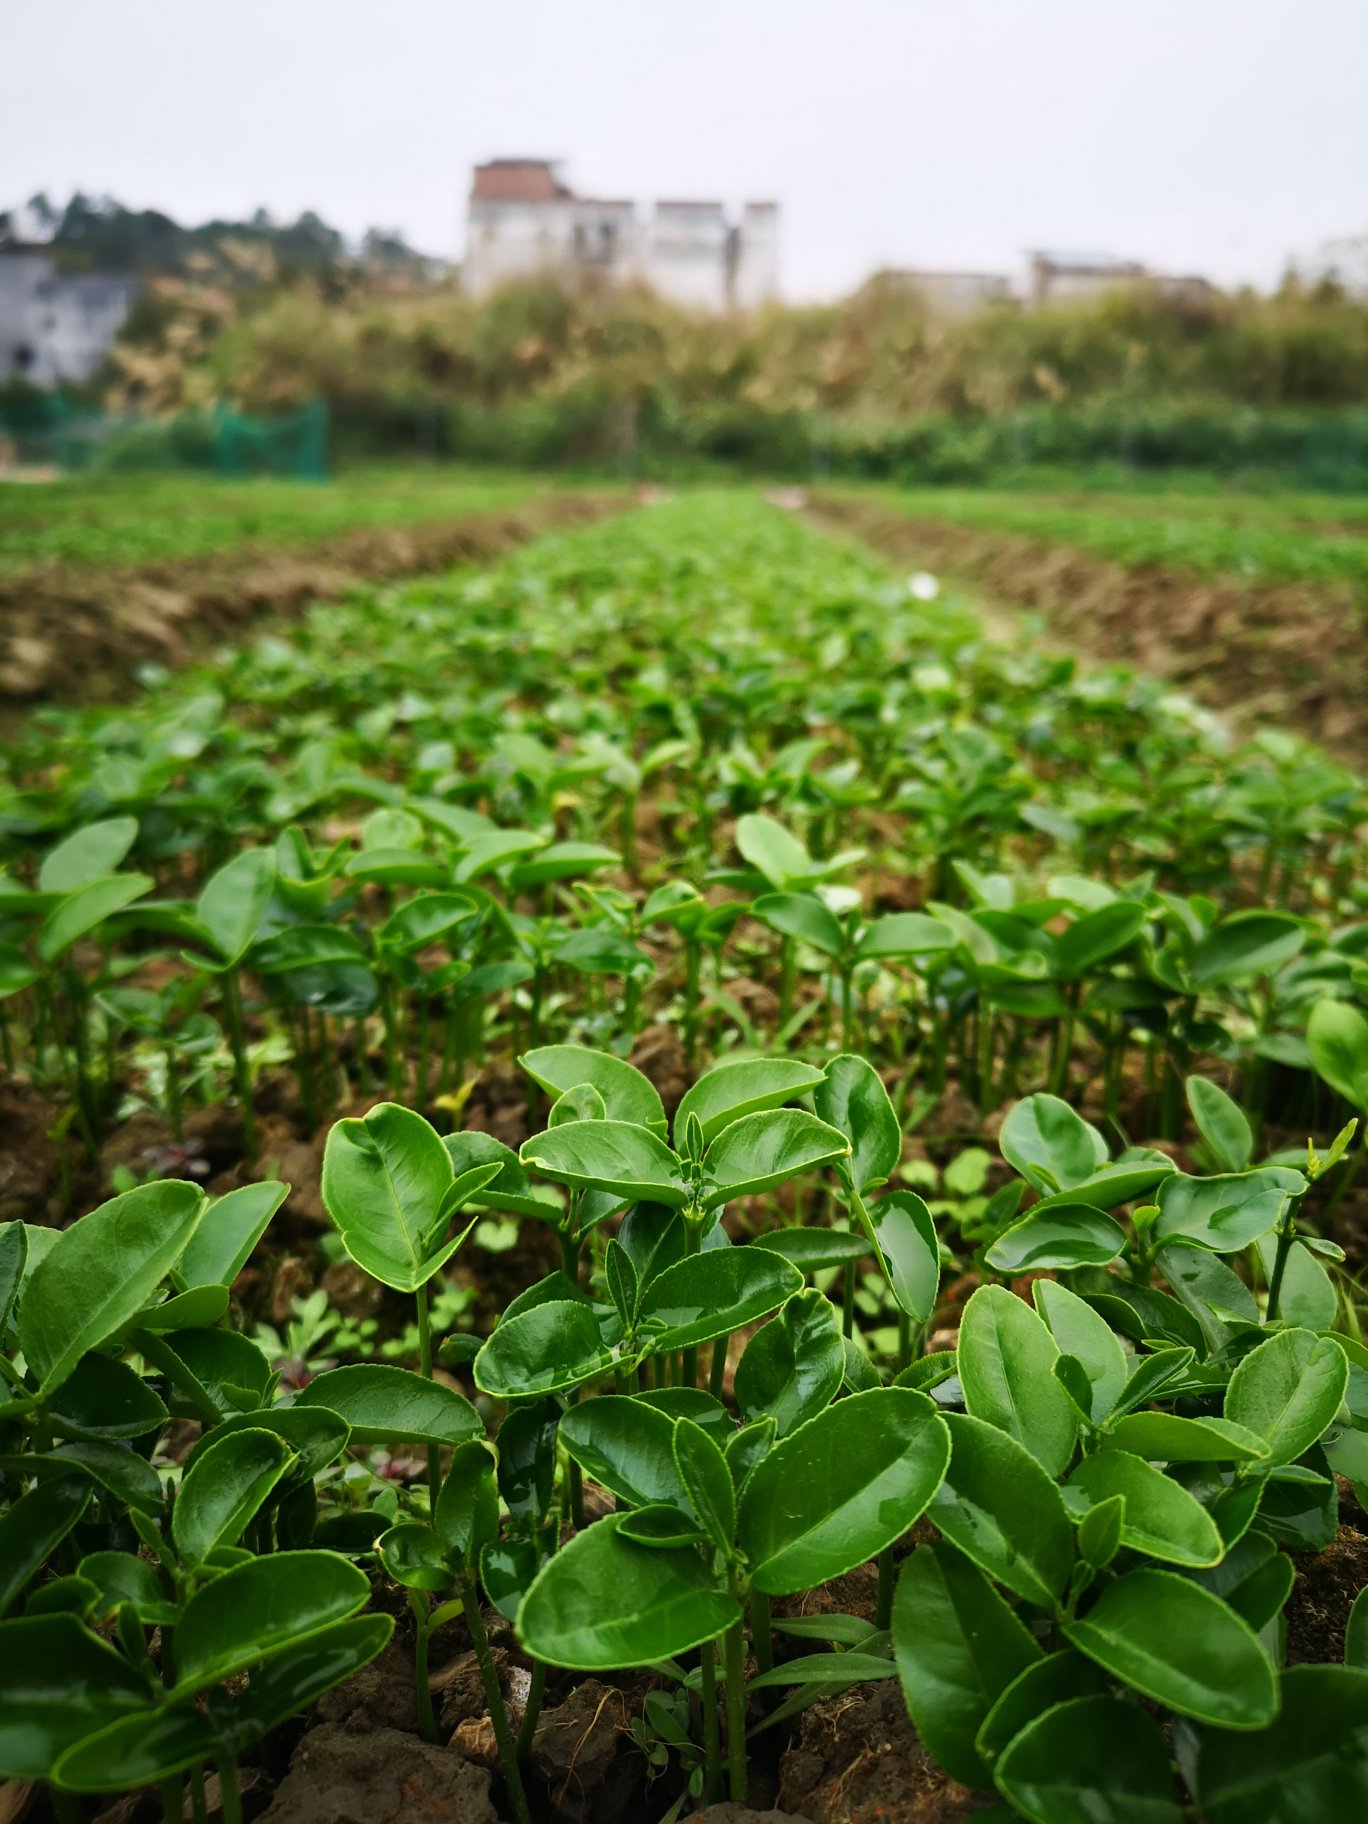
[
  {"left": 1307, "top": 999, "right": 1368, "bottom": 1110},
  {"left": 38, "top": 873, "right": 154, "bottom": 961},
  {"left": 293, "top": 1364, "right": 482, "bottom": 1447},
  {"left": 893, "top": 1542, "right": 1041, "bottom": 1788},
  {"left": 0, "top": 1475, "right": 92, "bottom": 1619},
  {"left": 751, "top": 1226, "right": 869, "bottom": 1273},
  {"left": 673, "top": 1419, "right": 735, "bottom": 1553},
  {"left": 699, "top": 1108, "right": 849, "bottom": 1210},
  {"left": 229, "top": 1613, "right": 394, "bottom": 1740},
  {"left": 433, "top": 1442, "right": 499, "bottom": 1571},
  {"left": 176, "top": 1181, "right": 289, "bottom": 1291},
  {"left": 748, "top": 1650, "right": 898, "bottom": 1691},
  {"left": 19, "top": 1180, "right": 205, "bottom": 1397},
  {"left": 519, "top": 1044, "right": 666, "bottom": 1135},
  {"left": 737, "top": 1387, "right": 950, "bottom": 1596},
  {"left": 1225, "top": 1328, "right": 1349, "bottom": 1468},
  {"left": 1054, "top": 901, "right": 1147, "bottom": 980},
  {"left": 196, "top": 846, "right": 277, "bottom": 966},
  {"left": 975, "top": 1651, "right": 1105, "bottom": 1765},
  {"left": 1187, "top": 1077, "right": 1254, "bottom": 1172},
  {"left": 999, "top": 1095, "right": 1106, "bottom": 1193},
  {"left": 1349, "top": 1587, "right": 1368, "bottom": 1670},
  {"left": 322, "top": 1102, "right": 465, "bottom": 1292},
  {"left": 482, "top": 1538, "right": 541, "bottom": 1623},
  {"left": 958, "top": 1284, "right": 1078, "bottom": 1478},
  {"left": 16, "top": 1442, "right": 162, "bottom": 1518},
  {"left": 985, "top": 1203, "right": 1126, "bottom": 1273},
  {"left": 814, "top": 1054, "right": 901, "bottom": 1194},
  {"left": 995, "top": 1695, "right": 1182, "bottom": 1824},
  {"left": 170, "top": 1550, "right": 371, "bottom": 1694},
  {"left": 0, "top": 1220, "right": 25, "bottom": 1337},
  {"left": 1196, "top": 1665, "right": 1368, "bottom": 1822},
  {"left": 474, "top": 1300, "right": 615, "bottom": 1398},
  {"left": 735, "top": 813, "right": 815, "bottom": 889},
  {"left": 0, "top": 1613, "right": 152, "bottom": 1778},
  {"left": 641, "top": 1248, "right": 803, "bottom": 1353},
  {"left": 1069, "top": 1451, "right": 1224, "bottom": 1567},
  {"left": 872, "top": 1191, "right": 942, "bottom": 1324},
  {"left": 1153, "top": 1166, "right": 1304, "bottom": 1252},
  {"left": 520, "top": 1120, "right": 688, "bottom": 1207},
  {"left": 560, "top": 1396, "right": 689, "bottom": 1508},
  {"left": 443, "top": 1130, "right": 560, "bottom": 1219},
  {"left": 857, "top": 912, "right": 955, "bottom": 959},
  {"left": 1032, "top": 1280, "right": 1128, "bottom": 1424},
  {"left": 1253, "top": 1234, "right": 1338, "bottom": 1331},
  {"left": 1100, "top": 1412, "right": 1269, "bottom": 1465},
  {"left": 675, "top": 1057, "right": 825, "bottom": 1148},
  {"left": 754, "top": 891, "right": 845, "bottom": 957},
  {"left": 1191, "top": 912, "right": 1304, "bottom": 985},
  {"left": 734, "top": 1289, "right": 844, "bottom": 1436},
  {"left": 172, "top": 1428, "right": 293, "bottom": 1564},
  {"left": 52, "top": 1707, "right": 220, "bottom": 1792},
  {"left": 928, "top": 1412, "right": 1074, "bottom": 1606},
  {"left": 39, "top": 819, "right": 139, "bottom": 894},
  {"left": 518, "top": 1514, "right": 740, "bottom": 1669},
  {"left": 77, "top": 1551, "right": 178, "bottom": 1626},
  {"left": 1062, "top": 1568, "right": 1277, "bottom": 1728},
  {"left": 48, "top": 1352, "right": 168, "bottom": 1441},
  {"left": 378, "top": 1522, "right": 455, "bottom": 1593}
]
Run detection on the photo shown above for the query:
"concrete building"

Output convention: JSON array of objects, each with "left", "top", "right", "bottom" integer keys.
[
  {"left": 865, "top": 268, "right": 1014, "bottom": 317},
  {"left": 463, "top": 159, "right": 778, "bottom": 312},
  {"left": 0, "top": 247, "right": 138, "bottom": 386},
  {"left": 1028, "top": 251, "right": 1150, "bottom": 307}
]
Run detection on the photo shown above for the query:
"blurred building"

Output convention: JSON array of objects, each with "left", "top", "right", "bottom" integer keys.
[
  {"left": 0, "top": 247, "right": 138, "bottom": 385},
  {"left": 864, "top": 268, "right": 1014, "bottom": 317},
  {"left": 463, "top": 159, "right": 778, "bottom": 312}
]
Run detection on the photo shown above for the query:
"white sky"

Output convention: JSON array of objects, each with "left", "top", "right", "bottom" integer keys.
[{"left": 3, "top": 0, "right": 1365, "bottom": 300}]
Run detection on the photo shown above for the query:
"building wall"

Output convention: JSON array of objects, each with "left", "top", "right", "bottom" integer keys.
[
  {"left": 732, "top": 204, "right": 779, "bottom": 312},
  {"left": 0, "top": 251, "right": 137, "bottom": 385}
]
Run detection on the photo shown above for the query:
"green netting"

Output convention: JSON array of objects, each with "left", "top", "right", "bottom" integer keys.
[{"left": 0, "top": 396, "right": 327, "bottom": 478}]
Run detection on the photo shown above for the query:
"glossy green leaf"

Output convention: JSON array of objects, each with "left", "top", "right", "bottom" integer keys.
[
  {"left": 985, "top": 1203, "right": 1126, "bottom": 1273},
  {"left": 1254, "top": 1233, "right": 1338, "bottom": 1331},
  {"left": 172, "top": 1428, "right": 293, "bottom": 1563},
  {"left": 673, "top": 1419, "right": 735, "bottom": 1552},
  {"left": 736, "top": 814, "right": 816, "bottom": 890},
  {"left": 995, "top": 1695, "right": 1181, "bottom": 1824},
  {"left": 475, "top": 1299, "right": 615, "bottom": 1398},
  {"left": 443, "top": 1130, "right": 560, "bottom": 1219},
  {"left": 975, "top": 1650, "right": 1105, "bottom": 1765},
  {"left": 1100, "top": 1412, "right": 1269, "bottom": 1464},
  {"left": 177, "top": 1180, "right": 289, "bottom": 1292},
  {"left": 171, "top": 1550, "right": 371, "bottom": 1694},
  {"left": 0, "top": 1475, "right": 92, "bottom": 1619},
  {"left": 196, "top": 846, "right": 277, "bottom": 967},
  {"left": 754, "top": 890, "right": 845, "bottom": 957},
  {"left": 1032, "top": 1280, "right": 1128, "bottom": 1424},
  {"left": 229, "top": 1613, "right": 395, "bottom": 1742},
  {"left": 857, "top": 912, "right": 955, "bottom": 959},
  {"left": 1191, "top": 912, "right": 1304, "bottom": 985},
  {"left": 293, "top": 1363, "right": 482, "bottom": 1447},
  {"left": 1196, "top": 1664, "right": 1368, "bottom": 1822},
  {"left": 999, "top": 1095, "right": 1105, "bottom": 1193},
  {"left": 1187, "top": 1076, "right": 1254, "bottom": 1172},
  {"left": 47, "top": 1352, "right": 168, "bottom": 1441},
  {"left": 675, "top": 1057, "right": 825, "bottom": 1147},
  {"left": 737, "top": 1387, "right": 950, "bottom": 1596},
  {"left": 0, "top": 1613, "right": 152, "bottom": 1778},
  {"left": 958, "top": 1284, "right": 1077, "bottom": 1478},
  {"left": 734, "top": 1289, "right": 844, "bottom": 1436},
  {"left": 519, "top": 1044, "right": 666, "bottom": 1134},
  {"left": 1069, "top": 1451, "right": 1224, "bottom": 1567},
  {"left": 184, "top": 1404, "right": 350, "bottom": 1483},
  {"left": 482, "top": 1538, "right": 541, "bottom": 1623},
  {"left": 1307, "top": 999, "right": 1368, "bottom": 1110},
  {"left": 322, "top": 1101, "right": 469, "bottom": 1292},
  {"left": 520, "top": 1119, "right": 688, "bottom": 1206},
  {"left": 928, "top": 1412, "right": 1074, "bottom": 1606},
  {"left": 434, "top": 1442, "right": 499, "bottom": 1570},
  {"left": 814, "top": 1053, "right": 901, "bottom": 1193},
  {"left": 1054, "top": 901, "right": 1147, "bottom": 980},
  {"left": 893, "top": 1542, "right": 1041, "bottom": 1788},
  {"left": 1153, "top": 1167, "right": 1304, "bottom": 1252},
  {"left": 378, "top": 1522, "right": 454, "bottom": 1593},
  {"left": 641, "top": 1248, "right": 803, "bottom": 1352},
  {"left": 872, "top": 1191, "right": 942, "bottom": 1324},
  {"left": 518, "top": 1514, "right": 740, "bottom": 1669},
  {"left": 54, "top": 1706, "right": 221, "bottom": 1791},
  {"left": 16, "top": 1442, "right": 162, "bottom": 1517},
  {"left": 1062, "top": 1568, "right": 1277, "bottom": 1727},
  {"left": 76, "top": 1551, "right": 178, "bottom": 1626},
  {"left": 560, "top": 1396, "right": 688, "bottom": 1508},
  {"left": 751, "top": 1226, "right": 869, "bottom": 1273},
  {"left": 698, "top": 1108, "right": 849, "bottom": 1211},
  {"left": 19, "top": 1179, "right": 205, "bottom": 1397},
  {"left": 1225, "top": 1327, "right": 1349, "bottom": 1468}
]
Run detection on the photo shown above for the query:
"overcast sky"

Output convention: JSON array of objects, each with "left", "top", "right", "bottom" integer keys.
[{"left": 4, "top": 0, "right": 1365, "bottom": 299}]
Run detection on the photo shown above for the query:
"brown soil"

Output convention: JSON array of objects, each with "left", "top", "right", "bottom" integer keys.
[
  {"left": 1285, "top": 1497, "right": 1368, "bottom": 1666},
  {"left": 776, "top": 1682, "right": 991, "bottom": 1824},
  {"left": 256, "top": 1724, "right": 496, "bottom": 1824},
  {"left": 0, "top": 494, "right": 628, "bottom": 717},
  {"left": 806, "top": 494, "right": 1368, "bottom": 761}
]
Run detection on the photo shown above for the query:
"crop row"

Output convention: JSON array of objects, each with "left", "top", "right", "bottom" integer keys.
[{"left": 2, "top": 493, "right": 1368, "bottom": 1819}]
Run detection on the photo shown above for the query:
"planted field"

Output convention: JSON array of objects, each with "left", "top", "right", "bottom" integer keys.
[
  {"left": 2, "top": 491, "right": 1367, "bottom": 1822},
  {"left": 812, "top": 484, "right": 1368, "bottom": 759}
]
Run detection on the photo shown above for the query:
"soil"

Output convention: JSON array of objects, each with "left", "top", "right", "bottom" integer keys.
[
  {"left": 805, "top": 493, "right": 1368, "bottom": 762},
  {"left": 1285, "top": 1492, "right": 1368, "bottom": 1666},
  {"left": 776, "top": 1683, "right": 991, "bottom": 1824},
  {"left": 0, "top": 494, "right": 628, "bottom": 719},
  {"left": 256, "top": 1724, "right": 496, "bottom": 1824}
]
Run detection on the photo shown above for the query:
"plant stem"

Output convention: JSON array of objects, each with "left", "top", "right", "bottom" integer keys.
[
  {"left": 1265, "top": 1223, "right": 1297, "bottom": 1325},
  {"left": 220, "top": 968, "right": 257, "bottom": 1156},
  {"left": 414, "top": 1283, "right": 442, "bottom": 1503},
  {"left": 49, "top": 1790, "right": 85, "bottom": 1824},
  {"left": 841, "top": 1257, "right": 856, "bottom": 1339},
  {"left": 462, "top": 1574, "right": 532, "bottom": 1824},
  {"left": 515, "top": 1658, "right": 547, "bottom": 1759},
  {"left": 161, "top": 1776, "right": 183, "bottom": 1824},
  {"left": 709, "top": 1333, "right": 730, "bottom": 1400},
  {"left": 410, "top": 1590, "right": 437, "bottom": 1743},
  {"left": 876, "top": 1547, "right": 895, "bottom": 1630},
  {"left": 698, "top": 1637, "right": 722, "bottom": 1804},
  {"left": 217, "top": 1760, "right": 242, "bottom": 1824},
  {"left": 190, "top": 1767, "right": 208, "bottom": 1824},
  {"left": 722, "top": 1618, "right": 748, "bottom": 1804},
  {"left": 750, "top": 1591, "right": 773, "bottom": 1676}
]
